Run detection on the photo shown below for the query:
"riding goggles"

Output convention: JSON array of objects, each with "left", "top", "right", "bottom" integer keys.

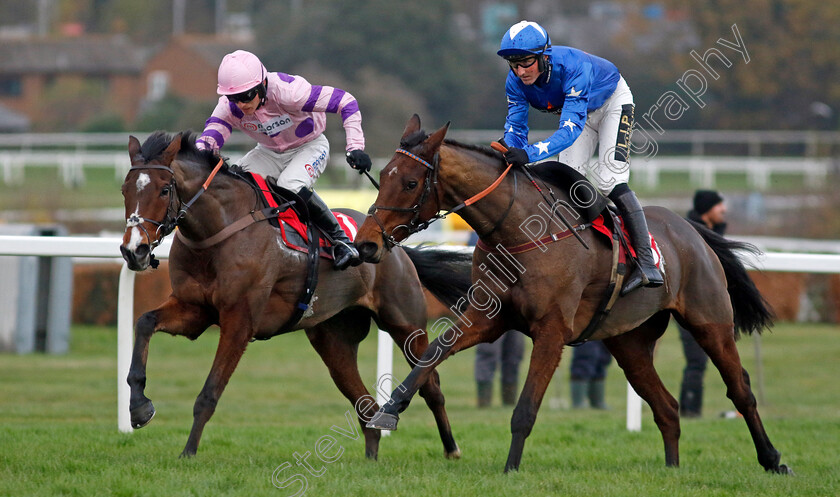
[
  {"left": 506, "top": 55, "right": 539, "bottom": 70},
  {"left": 228, "top": 86, "right": 261, "bottom": 103}
]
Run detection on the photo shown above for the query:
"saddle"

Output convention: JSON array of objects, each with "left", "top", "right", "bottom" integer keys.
[
  {"left": 245, "top": 172, "right": 366, "bottom": 335},
  {"left": 243, "top": 172, "right": 358, "bottom": 260},
  {"left": 527, "top": 161, "right": 608, "bottom": 225}
]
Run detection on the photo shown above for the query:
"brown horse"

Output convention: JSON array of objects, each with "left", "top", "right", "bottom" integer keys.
[
  {"left": 355, "top": 115, "right": 790, "bottom": 474},
  {"left": 119, "top": 130, "right": 469, "bottom": 459}
]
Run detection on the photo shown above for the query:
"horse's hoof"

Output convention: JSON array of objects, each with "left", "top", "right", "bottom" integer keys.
[
  {"left": 179, "top": 450, "right": 195, "bottom": 459},
  {"left": 445, "top": 445, "right": 462, "bottom": 460},
  {"left": 769, "top": 464, "right": 794, "bottom": 476},
  {"left": 366, "top": 411, "right": 399, "bottom": 431},
  {"left": 130, "top": 400, "right": 156, "bottom": 429}
]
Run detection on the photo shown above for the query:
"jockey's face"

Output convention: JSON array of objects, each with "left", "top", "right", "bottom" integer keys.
[
  {"left": 228, "top": 82, "right": 263, "bottom": 115},
  {"left": 510, "top": 56, "right": 542, "bottom": 85},
  {"left": 233, "top": 93, "right": 259, "bottom": 115}
]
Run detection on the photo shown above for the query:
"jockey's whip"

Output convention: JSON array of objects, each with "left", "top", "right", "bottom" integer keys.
[{"left": 491, "top": 141, "right": 589, "bottom": 250}]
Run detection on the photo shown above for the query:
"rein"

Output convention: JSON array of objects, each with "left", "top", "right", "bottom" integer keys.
[
  {"left": 367, "top": 146, "right": 517, "bottom": 247},
  {"left": 489, "top": 142, "right": 590, "bottom": 250},
  {"left": 177, "top": 157, "right": 226, "bottom": 220}
]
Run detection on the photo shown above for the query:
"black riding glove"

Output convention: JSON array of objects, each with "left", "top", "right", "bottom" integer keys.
[
  {"left": 503, "top": 147, "right": 529, "bottom": 168},
  {"left": 346, "top": 150, "right": 372, "bottom": 173}
]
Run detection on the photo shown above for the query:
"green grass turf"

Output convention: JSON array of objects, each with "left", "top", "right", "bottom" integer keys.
[{"left": 0, "top": 322, "right": 837, "bottom": 496}]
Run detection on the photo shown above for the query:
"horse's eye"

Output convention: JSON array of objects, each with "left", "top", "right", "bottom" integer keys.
[
  {"left": 405, "top": 180, "right": 418, "bottom": 191},
  {"left": 161, "top": 186, "right": 170, "bottom": 197}
]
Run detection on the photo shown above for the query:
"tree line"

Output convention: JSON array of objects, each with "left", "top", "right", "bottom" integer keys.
[{"left": 23, "top": 0, "right": 840, "bottom": 140}]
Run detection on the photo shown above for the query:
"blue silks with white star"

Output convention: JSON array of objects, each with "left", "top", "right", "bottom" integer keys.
[{"left": 502, "top": 46, "right": 621, "bottom": 163}]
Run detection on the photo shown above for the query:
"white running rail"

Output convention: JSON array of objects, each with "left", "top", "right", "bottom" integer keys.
[{"left": 1, "top": 235, "right": 839, "bottom": 433}]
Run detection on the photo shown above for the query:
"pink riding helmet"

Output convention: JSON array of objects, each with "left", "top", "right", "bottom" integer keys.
[{"left": 217, "top": 50, "right": 266, "bottom": 95}]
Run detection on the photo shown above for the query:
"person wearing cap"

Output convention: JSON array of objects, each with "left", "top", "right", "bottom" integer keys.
[
  {"left": 679, "top": 190, "right": 727, "bottom": 417},
  {"left": 196, "top": 50, "right": 371, "bottom": 270},
  {"left": 496, "top": 20, "right": 662, "bottom": 295},
  {"left": 688, "top": 189, "right": 727, "bottom": 234}
]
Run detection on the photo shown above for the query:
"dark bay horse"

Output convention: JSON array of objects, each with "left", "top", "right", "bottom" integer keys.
[
  {"left": 119, "top": 130, "right": 468, "bottom": 459},
  {"left": 355, "top": 115, "right": 790, "bottom": 474}
]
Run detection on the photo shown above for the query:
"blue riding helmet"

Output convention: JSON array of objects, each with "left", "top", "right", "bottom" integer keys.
[{"left": 497, "top": 20, "right": 551, "bottom": 58}]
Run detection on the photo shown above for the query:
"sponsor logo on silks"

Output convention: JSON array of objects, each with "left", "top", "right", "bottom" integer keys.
[
  {"left": 305, "top": 163, "right": 316, "bottom": 179},
  {"left": 541, "top": 101, "right": 563, "bottom": 115},
  {"left": 310, "top": 150, "right": 327, "bottom": 172},
  {"left": 243, "top": 115, "right": 294, "bottom": 136},
  {"left": 614, "top": 103, "right": 635, "bottom": 163}
]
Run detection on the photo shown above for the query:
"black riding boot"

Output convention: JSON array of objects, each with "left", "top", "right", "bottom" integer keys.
[
  {"left": 301, "top": 189, "right": 361, "bottom": 270},
  {"left": 609, "top": 186, "right": 664, "bottom": 295}
]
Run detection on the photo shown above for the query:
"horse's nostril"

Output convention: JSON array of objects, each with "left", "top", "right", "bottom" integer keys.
[
  {"left": 357, "top": 242, "right": 379, "bottom": 261},
  {"left": 135, "top": 244, "right": 150, "bottom": 258}
]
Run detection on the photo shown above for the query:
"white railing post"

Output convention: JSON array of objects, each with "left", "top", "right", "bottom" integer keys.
[
  {"left": 375, "top": 329, "right": 394, "bottom": 436},
  {"left": 627, "top": 382, "right": 642, "bottom": 432},
  {"left": 117, "top": 263, "right": 136, "bottom": 433}
]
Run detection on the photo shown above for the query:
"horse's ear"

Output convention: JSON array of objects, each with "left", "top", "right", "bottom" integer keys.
[
  {"left": 161, "top": 132, "right": 183, "bottom": 166},
  {"left": 401, "top": 114, "right": 422, "bottom": 141},
  {"left": 128, "top": 135, "right": 142, "bottom": 164},
  {"left": 424, "top": 121, "right": 450, "bottom": 151}
]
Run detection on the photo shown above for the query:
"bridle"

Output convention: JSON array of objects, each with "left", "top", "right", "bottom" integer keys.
[
  {"left": 366, "top": 148, "right": 442, "bottom": 249},
  {"left": 125, "top": 164, "right": 180, "bottom": 250},
  {"left": 366, "top": 146, "right": 517, "bottom": 249},
  {"left": 125, "top": 157, "right": 225, "bottom": 251}
]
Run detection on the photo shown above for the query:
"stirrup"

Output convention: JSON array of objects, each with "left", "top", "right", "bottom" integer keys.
[
  {"left": 620, "top": 267, "right": 647, "bottom": 296},
  {"left": 620, "top": 264, "right": 662, "bottom": 296},
  {"left": 332, "top": 241, "right": 361, "bottom": 270}
]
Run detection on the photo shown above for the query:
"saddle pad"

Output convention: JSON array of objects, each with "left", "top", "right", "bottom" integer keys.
[
  {"left": 248, "top": 172, "right": 358, "bottom": 257},
  {"left": 591, "top": 214, "right": 663, "bottom": 268},
  {"left": 279, "top": 211, "right": 358, "bottom": 255}
]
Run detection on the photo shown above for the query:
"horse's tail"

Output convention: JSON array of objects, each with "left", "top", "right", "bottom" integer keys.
[
  {"left": 401, "top": 244, "right": 473, "bottom": 309},
  {"left": 688, "top": 220, "right": 774, "bottom": 337}
]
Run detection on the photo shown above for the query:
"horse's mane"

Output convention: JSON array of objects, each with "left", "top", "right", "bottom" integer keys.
[
  {"left": 140, "top": 130, "right": 235, "bottom": 173},
  {"left": 443, "top": 138, "right": 504, "bottom": 163},
  {"left": 400, "top": 129, "right": 504, "bottom": 164}
]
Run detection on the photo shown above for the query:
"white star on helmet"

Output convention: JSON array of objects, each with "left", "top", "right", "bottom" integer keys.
[{"left": 509, "top": 21, "right": 547, "bottom": 39}]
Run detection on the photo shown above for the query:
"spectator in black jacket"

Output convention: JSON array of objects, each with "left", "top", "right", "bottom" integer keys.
[{"left": 680, "top": 190, "right": 727, "bottom": 417}]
